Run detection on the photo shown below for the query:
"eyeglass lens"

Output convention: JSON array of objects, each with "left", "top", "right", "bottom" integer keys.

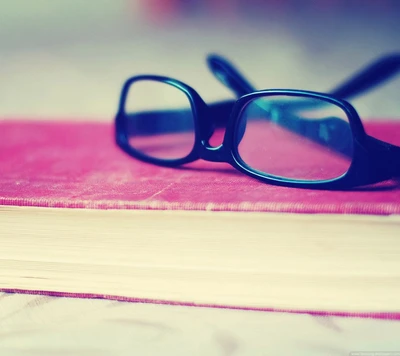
[
  {"left": 124, "top": 80, "right": 196, "bottom": 160},
  {"left": 236, "top": 95, "right": 354, "bottom": 181}
]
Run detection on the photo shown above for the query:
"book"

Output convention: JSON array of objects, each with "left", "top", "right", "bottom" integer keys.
[{"left": 1, "top": 118, "right": 400, "bottom": 319}]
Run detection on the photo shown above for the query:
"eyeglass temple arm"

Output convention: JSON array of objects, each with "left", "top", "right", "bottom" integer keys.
[
  {"left": 207, "top": 52, "right": 400, "bottom": 102},
  {"left": 329, "top": 53, "right": 400, "bottom": 100},
  {"left": 122, "top": 100, "right": 235, "bottom": 136},
  {"left": 363, "top": 135, "right": 400, "bottom": 182},
  {"left": 207, "top": 54, "right": 257, "bottom": 97}
]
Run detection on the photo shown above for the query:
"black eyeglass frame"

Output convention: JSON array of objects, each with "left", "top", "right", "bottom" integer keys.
[{"left": 115, "top": 75, "right": 400, "bottom": 190}]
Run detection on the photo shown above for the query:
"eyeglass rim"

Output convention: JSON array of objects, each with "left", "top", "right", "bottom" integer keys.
[
  {"left": 116, "top": 74, "right": 207, "bottom": 166},
  {"left": 115, "top": 75, "right": 377, "bottom": 189},
  {"left": 225, "top": 89, "right": 366, "bottom": 186}
]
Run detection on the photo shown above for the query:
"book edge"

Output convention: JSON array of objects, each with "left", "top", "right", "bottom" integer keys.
[{"left": 2, "top": 199, "right": 400, "bottom": 215}]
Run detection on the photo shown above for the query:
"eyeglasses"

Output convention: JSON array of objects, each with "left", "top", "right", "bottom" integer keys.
[{"left": 115, "top": 53, "right": 400, "bottom": 190}]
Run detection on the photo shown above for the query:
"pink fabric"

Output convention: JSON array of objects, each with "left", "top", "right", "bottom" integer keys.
[{"left": 0, "top": 119, "right": 400, "bottom": 214}]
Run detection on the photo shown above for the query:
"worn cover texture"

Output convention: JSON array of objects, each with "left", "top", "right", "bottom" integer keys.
[{"left": 1, "top": 119, "right": 400, "bottom": 214}]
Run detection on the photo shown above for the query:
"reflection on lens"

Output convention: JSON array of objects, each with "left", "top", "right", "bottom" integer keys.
[
  {"left": 236, "top": 95, "right": 354, "bottom": 181},
  {"left": 124, "top": 80, "right": 195, "bottom": 160}
]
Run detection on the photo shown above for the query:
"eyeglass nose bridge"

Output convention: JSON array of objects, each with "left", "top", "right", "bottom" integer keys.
[{"left": 198, "top": 142, "right": 230, "bottom": 163}]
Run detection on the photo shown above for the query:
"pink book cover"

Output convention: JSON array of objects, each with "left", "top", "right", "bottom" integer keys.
[
  {"left": 1, "top": 119, "right": 400, "bottom": 213},
  {"left": 1, "top": 118, "right": 400, "bottom": 320}
]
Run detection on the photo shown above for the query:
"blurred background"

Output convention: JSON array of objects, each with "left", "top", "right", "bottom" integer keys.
[{"left": 0, "top": 0, "right": 399, "bottom": 120}]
